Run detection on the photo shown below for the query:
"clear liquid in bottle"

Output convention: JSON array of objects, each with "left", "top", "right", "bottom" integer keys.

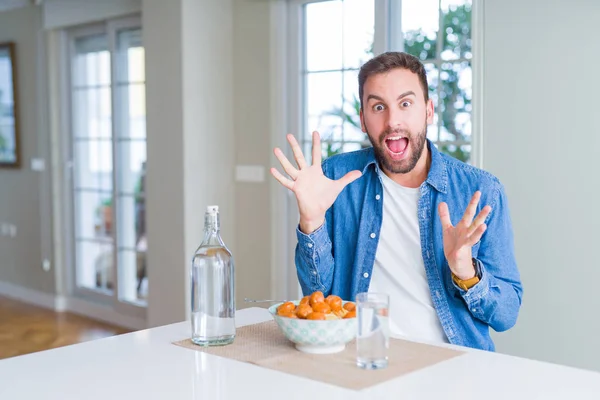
[{"left": 191, "top": 205, "right": 235, "bottom": 346}]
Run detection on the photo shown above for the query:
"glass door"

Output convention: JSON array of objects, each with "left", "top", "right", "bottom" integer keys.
[{"left": 67, "top": 16, "right": 147, "bottom": 316}]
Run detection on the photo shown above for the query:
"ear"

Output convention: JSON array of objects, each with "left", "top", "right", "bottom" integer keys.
[
  {"left": 360, "top": 107, "right": 367, "bottom": 133},
  {"left": 426, "top": 98, "right": 434, "bottom": 125}
]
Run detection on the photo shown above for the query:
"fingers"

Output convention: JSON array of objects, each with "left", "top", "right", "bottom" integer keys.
[
  {"left": 438, "top": 202, "right": 453, "bottom": 232},
  {"left": 466, "top": 223, "right": 487, "bottom": 247},
  {"left": 467, "top": 205, "right": 492, "bottom": 236},
  {"left": 336, "top": 170, "right": 362, "bottom": 191},
  {"left": 287, "top": 134, "right": 307, "bottom": 170},
  {"left": 311, "top": 131, "right": 322, "bottom": 166},
  {"left": 270, "top": 167, "right": 294, "bottom": 190},
  {"left": 273, "top": 147, "right": 299, "bottom": 180},
  {"left": 460, "top": 191, "right": 481, "bottom": 227}
]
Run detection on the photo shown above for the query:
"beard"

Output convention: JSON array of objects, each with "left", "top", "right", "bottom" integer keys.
[{"left": 366, "top": 120, "right": 428, "bottom": 174}]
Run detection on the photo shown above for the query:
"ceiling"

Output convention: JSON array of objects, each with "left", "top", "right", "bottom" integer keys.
[{"left": 0, "top": 0, "right": 40, "bottom": 13}]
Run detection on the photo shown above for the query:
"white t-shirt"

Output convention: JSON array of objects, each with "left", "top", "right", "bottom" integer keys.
[{"left": 368, "top": 170, "right": 449, "bottom": 344}]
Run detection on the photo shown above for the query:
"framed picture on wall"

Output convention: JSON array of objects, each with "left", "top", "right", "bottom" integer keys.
[{"left": 0, "top": 42, "right": 20, "bottom": 168}]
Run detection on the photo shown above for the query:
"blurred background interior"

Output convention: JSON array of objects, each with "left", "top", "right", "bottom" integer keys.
[{"left": 0, "top": 0, "right": 599, "bottom": 374}]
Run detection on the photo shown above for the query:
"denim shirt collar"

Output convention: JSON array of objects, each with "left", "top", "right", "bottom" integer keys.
[{"left": 358, "top": 139, "right": 448, "bottom": 194}]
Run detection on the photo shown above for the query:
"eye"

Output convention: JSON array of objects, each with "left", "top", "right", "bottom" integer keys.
[
  {"left": 373, "top": 104, "right": 385, "bottom": 112},
  {"left": 400, "top": 100, "right": 411, "bottom": 108}
]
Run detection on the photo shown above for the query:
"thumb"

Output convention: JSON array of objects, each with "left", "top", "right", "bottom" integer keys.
[{"left": 336, "top": 170, "right": 362, "bottom": 191}]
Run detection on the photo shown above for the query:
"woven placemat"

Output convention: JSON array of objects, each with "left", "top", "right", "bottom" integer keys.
[{"left": 173, "top": 320, "right": 464, "bottom": 391}]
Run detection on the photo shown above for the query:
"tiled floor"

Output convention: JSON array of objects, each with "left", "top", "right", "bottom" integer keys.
[{"left": 0, "top": 295, "right": 130, "bottom": 359}]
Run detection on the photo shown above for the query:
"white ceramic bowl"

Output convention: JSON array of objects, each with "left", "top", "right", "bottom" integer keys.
[{"left": 268, "top": 300, "right": 357, "bottom": 354}]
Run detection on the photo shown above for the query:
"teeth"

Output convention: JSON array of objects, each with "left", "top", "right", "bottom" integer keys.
[{"left": 387, "top": 136, "right": 404, "bottom": 141}]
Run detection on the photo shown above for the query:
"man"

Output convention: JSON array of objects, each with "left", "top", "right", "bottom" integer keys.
[{"left": 270, "top": 51, "right": 522, "bottom": 351}]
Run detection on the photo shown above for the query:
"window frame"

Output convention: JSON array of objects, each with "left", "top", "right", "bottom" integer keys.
[{"left": 289, "top": 0, "right": 389, "bottom": 161}]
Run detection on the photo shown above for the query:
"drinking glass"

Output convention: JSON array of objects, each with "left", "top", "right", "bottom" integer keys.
[{"left": 356, "top": 292, "right": 390, "bottom": 369}]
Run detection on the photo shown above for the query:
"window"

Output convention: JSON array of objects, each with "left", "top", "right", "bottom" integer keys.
[
  {"left": 301, "top": 0, "right": 376, "bottom": 160},
  {"left": 401, "top": 0, "right": 472, "bottom": 162},
  {"left": 68, "top": 17, "right": 147, "bottom": 311},
  {"left": 297, "top": 0, "right": 473, "bottom": 163}
]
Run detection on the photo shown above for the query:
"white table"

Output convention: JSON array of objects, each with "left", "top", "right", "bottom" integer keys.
[{"left": 1, "top": 307, "right": 599, "bottom": 399}]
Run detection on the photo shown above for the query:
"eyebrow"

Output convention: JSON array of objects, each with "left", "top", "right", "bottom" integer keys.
[{"left": 366, "top": 91, "right": 417, "bottom": 103}]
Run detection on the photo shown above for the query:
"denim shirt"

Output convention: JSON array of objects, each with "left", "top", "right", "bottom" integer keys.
[{"left": 295, "top": 140, "right": 523, "bottom": 351}]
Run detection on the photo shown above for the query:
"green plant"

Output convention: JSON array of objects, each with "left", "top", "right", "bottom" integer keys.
[
  {"left": 323, "top": 141, "right": 341, "bottom": 159},
  {"left": 134, "top": 175, "right": 144, "bottom": 203},
  {"left": 328, "top": 94, "right": 361, "bottom": 130},
  {"left": 321, "top": 94, "right": 370, "bottom": 158}
]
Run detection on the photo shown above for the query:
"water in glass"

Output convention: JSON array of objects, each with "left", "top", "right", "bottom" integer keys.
[
  {"left": 356, "top": 293, "right": 389, "bottom": 369},
  {"left": 191, "top": 206, "right": 235, "bottom": 346}
]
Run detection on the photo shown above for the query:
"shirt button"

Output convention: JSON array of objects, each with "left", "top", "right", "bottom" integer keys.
[
  {"left": 307, "top": 243, "right": 313, "bottom": 248},
  {"left": 375, "top": 194, "right": 381, "bottom": 200},
  {"left": 370, "top": 233, "right": 376, "bottom": 239},
  {"left": 312, "top": 270, "right": 317, "bottom": 275},
  {"left": 363, "top": 272, "right": 369, "bottom": 278}
]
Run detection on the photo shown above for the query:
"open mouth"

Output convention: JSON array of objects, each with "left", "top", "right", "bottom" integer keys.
[{"left": 384, "top": 136, "right": 409, "bottom": 156}]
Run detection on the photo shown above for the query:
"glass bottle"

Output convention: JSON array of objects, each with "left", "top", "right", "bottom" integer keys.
[{"left": 191, "top": 205, "right": 235, "bottom": 346}]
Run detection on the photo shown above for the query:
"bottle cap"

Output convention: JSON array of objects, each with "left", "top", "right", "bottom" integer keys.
[{"left": 206, "top": 205, "right": 219, "bottom": 214}]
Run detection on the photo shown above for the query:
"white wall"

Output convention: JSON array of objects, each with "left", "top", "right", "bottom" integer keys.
[
  {"left": 232, "top": 0, "right": 275, "bottom": 307},
  {"left": 142, "top": 0, "right": 186, "bottom": 327},
  {"left": 43, "top": 0, "right": 141, "bottom": 29},
  {"left": 143, "top": 0, "right": 235, "bottom": 328},
  {"left": 0, "top": 5, "right": 54, "bottom": 294},
  {"left": 484, "top": 0, "right": 600, "bottom": 371},
  {"left": 181, "top": 0, "right": 235, "bottom": 304},
  {"left": 144, "top": 0, "right": 278, "bottom": 326}
]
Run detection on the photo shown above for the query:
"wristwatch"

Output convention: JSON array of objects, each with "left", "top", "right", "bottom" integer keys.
[{"left": 452, "top": 258, "right": 481, "bottom": 291}]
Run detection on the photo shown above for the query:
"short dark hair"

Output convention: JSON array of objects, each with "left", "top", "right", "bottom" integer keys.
[{"left": 358, "top": 51, "right": 429, "bottom": 109}]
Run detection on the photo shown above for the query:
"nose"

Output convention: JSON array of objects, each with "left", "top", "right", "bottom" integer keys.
[{"left": 386, "top": 105, "right": 404, "bottom": 131}]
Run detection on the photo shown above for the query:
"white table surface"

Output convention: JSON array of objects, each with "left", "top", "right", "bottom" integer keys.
[{"left": 1, "top": 307, "right": 599, "bottom": 399}]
